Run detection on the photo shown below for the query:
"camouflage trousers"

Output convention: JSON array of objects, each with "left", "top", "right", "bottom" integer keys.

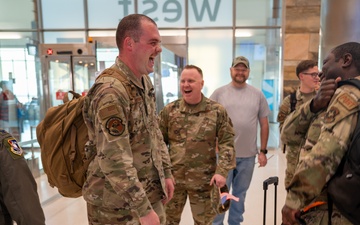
[
  {"left": 165, "top": 182, "right": 216, "bottom": 225},
  {"left": 87, "top": 200, "right": 165, "bottom": 225},
  {"left": 301, "top": 204, "right": 352, "bottom": 225}
]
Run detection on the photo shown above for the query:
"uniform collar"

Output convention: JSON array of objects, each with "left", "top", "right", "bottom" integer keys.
[
  {"left": 114, "top": 57, "right": 145, "bottom": 90},
  {"left": 179, "top": 94, "right": 210, "bottom": 113}
]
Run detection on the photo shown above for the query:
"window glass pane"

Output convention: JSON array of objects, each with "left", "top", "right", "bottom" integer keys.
[
  {"left": 188, "top": 0, "right": 232, "bottom": 27},
  {"left": 96, "top": 48, "right": 118, "bottom": 71},
  {"left": 235, "top": 28, "right": 282, "bottom": 123},
  {"left": 0, "top": 39, "right": 41, "bottom": 143},
  {"left": 88, "top": 0, "right": 135, "bottom": 29},
  {"left": 89, "top": 31, "right": 117, "bottom": 38},
  {"left": 138, "top": 0, "right": 185, "bottom": 27},
  {"left": 188, "top": 29, "right": 233, "bottom": 97},
  {"left": 41, "top": 0, "right": 84, "bottom": 29},
  {"left": 236, "top": 0, "right": 282, "bottom": 26},
  {"left": 0, "top": 32, "right": 39, "bottom": 44},
  {"left": 44, "top": 32, "right": 86, "bottom": 44},
  {"left": 0, "top": 0, "right": 35, "bottom": 29}
]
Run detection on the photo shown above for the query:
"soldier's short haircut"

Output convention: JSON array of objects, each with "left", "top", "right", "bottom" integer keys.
[
  {"left": 115, "top": 14, "right": 157, "bottom": 51},
  {"left": 296, "top": 60, "right": 318, "bottom": 78},
  {"left": 332, "top": 42, "right": 360, "bottom": 73},
  {"left": 183, "top": 65, "right": 203, "bottom": 78}
]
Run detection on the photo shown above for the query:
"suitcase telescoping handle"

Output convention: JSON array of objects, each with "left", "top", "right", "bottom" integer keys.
[
  {"left": 263, "top": 176, "right": 278, "bottom": 225},
  {"left": 263, "top": 176, "right": 279, "bottom": 190},
  {"left": 263, "top": 177, "right": 306, "bottom": 225}
]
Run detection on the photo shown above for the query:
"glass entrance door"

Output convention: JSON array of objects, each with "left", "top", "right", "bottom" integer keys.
[
  {"left": 150, "top": 46, "right": 186, "bottom": 112},
  {"left": 151, "top": 34, "right": 187, "bottom": 112},
  {"left": 72, "top": 56, "right": 96, "bottom": 96},
  {"left": 42, "top": 55, "right": 96, "bottom": 109},
  {"left": 39, "top": 43, "right": 96, "bottom": 111}
]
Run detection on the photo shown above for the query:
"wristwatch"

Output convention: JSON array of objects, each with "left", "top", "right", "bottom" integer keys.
[{"left": 260, "top": 149, "right": 268, "bottom": 154}]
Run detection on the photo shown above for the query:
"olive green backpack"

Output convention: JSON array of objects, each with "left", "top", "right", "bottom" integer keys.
[
  {"left": 36, "top": 91, "right": 93, "bottom": 198},
  {"left": 36, "top": 68, "right": 131, "bottom": 198}
]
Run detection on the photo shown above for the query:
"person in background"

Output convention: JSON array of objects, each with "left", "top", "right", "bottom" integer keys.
[
  {"left": 211, "top": 56, "right": 270, "bottom": 225},
  {"left": 277, "top": 59, "right": 320, "bottom": 187},
  {"left": 82, "top": 14, "right": 174, "bottom": 225},
  {"left": 281, "top": 42, "right": 360, "bottom": 225},
  {"left": 0, "top": 129, "right": 45, "bottom": 225},
  {"left": 0, "top": 80, "right": 24, "bottom": 138},
  {"left": 158, "top": 65, "right": 235, "bottom": 225},
  {"left": 277, "top": 59, "right": 320, "bottom": 132}
]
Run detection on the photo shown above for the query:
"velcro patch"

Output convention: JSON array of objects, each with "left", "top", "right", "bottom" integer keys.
[
  {"left": 324, "top": 106, "right": 340, "bottom": 124},
  {"left": 99, "top": 104, "right": 119, "bottom": 120},
  {"left": 105, "top": 117, "right": 125, "bottom": 136},
  {"left": 6, "top": 138, "right": 24, "bottom": 159},
  {"left": 338, "top": 93, "right": 357, "bottom": 111}
]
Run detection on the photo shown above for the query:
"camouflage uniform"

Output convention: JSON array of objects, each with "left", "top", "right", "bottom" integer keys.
[
  {"left": 277, "top": 88, "right": 316, "bottom": 187},
  {"left": 158, "top": 95, "right": 235, "bottom": 225},
  {"left": 281, "top": 78, "right": 360, "bottom": 225},
  {"left": 82, "top": 58, "right": 172, "bottom": 225},
  {"left": 0, "top": 130, "right": 45, "bottom": 225}
]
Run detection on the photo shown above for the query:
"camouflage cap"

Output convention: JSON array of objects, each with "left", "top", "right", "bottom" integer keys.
[
  {"left": 211, "top": 184, "right": 231, "bottom": 214},
  {"left": 231, "top": 56, "right": 250, "bottom": 68}
]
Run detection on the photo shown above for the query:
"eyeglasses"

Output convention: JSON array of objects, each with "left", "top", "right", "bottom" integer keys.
[{"left": 301, "top": 72, "right": 319, "bottom": 78}]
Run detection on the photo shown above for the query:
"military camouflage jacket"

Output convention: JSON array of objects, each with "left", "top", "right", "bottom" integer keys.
[
  {"left": 277, "top": 88, "right": 317, "bottom": 132},
  {"left": 277, "top": 88, "right": 317, "bottom": 187},
  {"left": 281, "top": 77, "right": 360, "bottom": 210},
  {"left": 158, "top": 95, "right": 235, "bottom": 186},
  {"left": 82, "top": 58, "right": 172, "bottom": 218}
]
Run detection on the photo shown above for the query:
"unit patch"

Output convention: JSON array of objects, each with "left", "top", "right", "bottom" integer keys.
[
  {"left": 324, "top": 106, "right": 340, "bottom": 123},
  {"left": 338, "top": 93, "right": 357, "bottom": 111},
  {"left": 6, "top": 138, "right": 24, "bottom": 158},
  {"left": 99, "top": 104, "right": 119, "bottom": 120},
  {"left": 105, "top": 117, "right": 125, "bottom": 136}
]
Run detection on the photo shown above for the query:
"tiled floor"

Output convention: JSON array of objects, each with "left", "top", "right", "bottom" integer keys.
[{"left": 36, "top": 147, "right": 286, "bottom": 225}]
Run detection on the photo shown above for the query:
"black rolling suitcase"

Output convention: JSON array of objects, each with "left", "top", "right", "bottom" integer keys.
[{"left": 263, "top": 176, "right": 278, "bottom": 225}]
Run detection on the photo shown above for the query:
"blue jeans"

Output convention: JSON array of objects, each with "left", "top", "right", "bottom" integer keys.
[{"left": 213, "top": 156, "right": 255, "bottom": 225}]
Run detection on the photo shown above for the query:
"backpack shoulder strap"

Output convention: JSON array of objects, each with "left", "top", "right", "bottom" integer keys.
[
  {"left": 97, "top": 67, "right": 128, "bottom": 83},
  {"left": 338, "top": 78, "right": 360, "bottom": 89},
  {"left": 290, "top": 91, "right": 297, "bottom": 112}
]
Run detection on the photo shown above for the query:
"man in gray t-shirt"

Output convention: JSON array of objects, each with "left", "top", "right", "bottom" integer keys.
[{"left": 210, "top": 56, "right": 270, "bottom": 225}]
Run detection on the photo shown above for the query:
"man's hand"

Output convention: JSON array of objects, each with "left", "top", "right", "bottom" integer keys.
[
  {"left": 162, "top": 177, "right": 175, "bottom": 205},
  {"left": 139, "top": 210, "right": 160, "bottom": 225},
  {"left": 210, "top": 174, "right": 226, "bottom": 187},
  {"left": 257, "top": 153, "right": 267, "bottom": 167},
  {"left": 311, "top": 78, "right": 341, "bottom": 113},
  {"left": 281, "top": 205, "right": 301, "bottom": 225}
]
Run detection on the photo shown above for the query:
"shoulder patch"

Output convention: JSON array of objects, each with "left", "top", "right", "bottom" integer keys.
[
  {"left": 99, "top": 104, "right": 119, "bottom": 120},
  {"left": 338, "top": 93, "right": 358, "bottom": 111},
  {"left": 324, "top": 106, "right": 340, "bottom": 124},
  {"left": 6, "top": 138, "right": 24, "bottom": 159},
  {"left": 105, "top": 117, "right": 125, "bottom": 136}
]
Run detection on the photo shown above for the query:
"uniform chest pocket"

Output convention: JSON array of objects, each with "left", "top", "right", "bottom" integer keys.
[
  {"left": 195, "top": 116, "right": 217, "bottom": 141},
  {"left": 168, "top": 117, "right": 186, "bottom": 142}
]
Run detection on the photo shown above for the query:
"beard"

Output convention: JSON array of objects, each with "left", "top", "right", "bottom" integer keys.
[{"left": 232, "top": 75, "right": 247, "bottom": 84}]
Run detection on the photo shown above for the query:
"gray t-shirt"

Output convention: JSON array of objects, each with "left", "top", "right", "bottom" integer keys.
[{"left": 210, "top": 83, "right": 270, "bottom": 157}]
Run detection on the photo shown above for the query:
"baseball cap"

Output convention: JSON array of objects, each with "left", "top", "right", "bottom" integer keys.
[
  {"left": 211, "top": 184, "right": 231, "bottom": 214},
  {"left": 231, "top": 56, "right": 250, "bottom": 68}
]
